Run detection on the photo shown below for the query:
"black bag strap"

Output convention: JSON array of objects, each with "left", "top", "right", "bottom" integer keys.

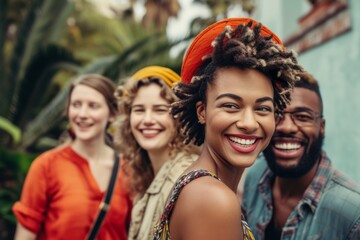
[{"left": 86, "top": 154, "right": 120, "bottom": 240}]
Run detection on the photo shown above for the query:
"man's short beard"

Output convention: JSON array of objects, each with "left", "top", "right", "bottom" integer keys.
[{"left": 263, "top": 133, "right": 324, "bottom": 178}]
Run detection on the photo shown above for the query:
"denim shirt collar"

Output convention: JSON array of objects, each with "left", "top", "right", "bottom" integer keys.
[
  {"left": 259, "top": 151, "right": 334, "bottom": 215},
  {"left": 301, "top": 152, "right": 334, "bottom": 214}
]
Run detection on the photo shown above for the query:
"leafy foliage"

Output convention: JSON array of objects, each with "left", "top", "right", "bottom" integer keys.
[
  {"left": 0, "top": 117, "right": 21, "bottom": 144},
  {"left": 0, "top": 148, "right": 35, "bottom": 239},
  {"left": 0, "top": 0, "right": 78, "bottom": 148}
]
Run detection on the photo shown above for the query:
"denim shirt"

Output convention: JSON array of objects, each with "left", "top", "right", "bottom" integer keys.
[{"left": 242, "top": 152, "right": 360, "bottom": 240}]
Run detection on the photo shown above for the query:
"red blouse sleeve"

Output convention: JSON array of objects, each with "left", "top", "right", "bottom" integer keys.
[{"left": 12, "top": 153, "right": 50, "bottom": 234}]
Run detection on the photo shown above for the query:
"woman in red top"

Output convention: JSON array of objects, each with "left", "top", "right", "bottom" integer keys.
[{"left": 12, "top": 74, "right": 132, "bottom": 240}]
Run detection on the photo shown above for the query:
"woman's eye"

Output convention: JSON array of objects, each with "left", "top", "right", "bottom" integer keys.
[
  {"left": 71, "top": 102, "right": 81, "bottom": 108},
  {"left": 156, "top": 107, "right": 169, "bottom": 112},
  {"left": 257, "top": 106, "right": 273, "bottom": 113},
  {"left": 89, "top": 103, "right": 100, "bottom": 109},
  {"left": 222, "top": 103, "right": 238, "bottom": 109},
  {"left": 132, "top": 108, "right": 144, "bottom": 113},
  {"left": 153, "top": 105, "right": 170, "bottom": 113}
]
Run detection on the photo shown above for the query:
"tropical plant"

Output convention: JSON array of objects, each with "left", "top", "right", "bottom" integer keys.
[
  {"left": 0, "top": 0, "right": 79, "bottom": 148},
  {"left": 141, "top": 0, "right": 181, "bottom": 30},
  {"left": 0, "top": 117, "right": 21, "bottom": 145},
  {"left": 0, "top": 148, "right": 34, "bottom": 239}
]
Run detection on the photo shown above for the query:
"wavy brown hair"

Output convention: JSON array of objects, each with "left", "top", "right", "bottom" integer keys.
[
  {"left": 172, "top": 21, "right": 304, "bottom": 146},
  {"left": 115, "top": 77, "right": 196, "bottom": 195}
]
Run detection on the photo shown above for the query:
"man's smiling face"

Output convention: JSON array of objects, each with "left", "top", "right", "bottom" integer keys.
[{"left": 263, "top": 87, "right": 325, "bottom": 178}]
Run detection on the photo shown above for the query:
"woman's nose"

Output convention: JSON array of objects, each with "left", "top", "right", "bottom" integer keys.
[
  {"left": 235, "top": 109, "right": 258, "bottom": 132},
  {"left": 143, "top": 110, "right": 155, "bottom": 124},
  {"left": 78, "top": 105, "right": 89, "bottom": 117}
]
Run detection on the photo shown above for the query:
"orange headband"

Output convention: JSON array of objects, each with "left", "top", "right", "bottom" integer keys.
[
  {"left": 181, "top": 17, "right": 285, "bottom": 84},
  {"left": 131, "top": 65, "right": 181, "bottom": 88}
]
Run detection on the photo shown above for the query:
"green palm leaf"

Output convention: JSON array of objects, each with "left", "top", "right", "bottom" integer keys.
[
  {"left": 13, "top": 44, "right": 80, "bottom": 129},
  {"left": 6, "top": 0, "right": 75, "bottom": 121},
  {"left": 0, "top": 117, "right": 21, "bottom": 144}
]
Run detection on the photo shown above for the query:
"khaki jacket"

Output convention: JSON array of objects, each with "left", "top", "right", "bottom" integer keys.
[{"left": 128, "top": 151, "right": 198, "bottom": 240}]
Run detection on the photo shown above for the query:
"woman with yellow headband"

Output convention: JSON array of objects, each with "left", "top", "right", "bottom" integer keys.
[
  {"left": 153, "top": 18, "right": 303, "bottom": 240},
  {"left": 114, "top": 66, "right": 198, "bottom": 240}
]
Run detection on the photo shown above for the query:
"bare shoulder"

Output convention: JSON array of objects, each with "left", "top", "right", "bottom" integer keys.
[
  {"left": 182, "top": 176, "right": 239, "bottom": 209},
  {"left": 170, "top": 176, "right": 242, "bottom": 240}
]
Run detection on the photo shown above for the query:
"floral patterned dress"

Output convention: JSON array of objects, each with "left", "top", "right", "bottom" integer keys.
[{"left": 153, "top": 169, "right": 255, "bottom": 240}]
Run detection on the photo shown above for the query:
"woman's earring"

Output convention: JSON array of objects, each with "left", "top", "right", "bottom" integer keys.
[{"left": 67, "top": 126, "right": 76, "bottom": 139}]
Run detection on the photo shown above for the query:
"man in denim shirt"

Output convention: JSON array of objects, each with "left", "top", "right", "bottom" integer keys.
[{"left": 242, "top": 72, "right": 360, "bottom": 240}]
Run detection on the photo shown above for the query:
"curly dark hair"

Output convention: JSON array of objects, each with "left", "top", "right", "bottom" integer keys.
[
  {"left": 172, "top": 20, "right": 303, "bottom": 146},
  {"left": 114, "top": 77, "right": 196, "bottom": 195}
]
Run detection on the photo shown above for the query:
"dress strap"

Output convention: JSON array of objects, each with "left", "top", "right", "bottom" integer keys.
[
  {"left": 153, "top": 170, "right": 219, "bottom": 239},
  {"left": 165, "top": 169, "right": 220, "bottom": 218}
]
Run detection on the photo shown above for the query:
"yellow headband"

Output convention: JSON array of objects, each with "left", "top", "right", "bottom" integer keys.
[{"left": 131, "top": 66, "right": 181, "bottom": 88}]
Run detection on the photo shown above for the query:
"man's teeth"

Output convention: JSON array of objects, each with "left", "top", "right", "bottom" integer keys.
[
  {"left": 229, "top": 136, "right": 256, "bottom": 145},
  {"left": 275, "top": 143, "right": 301, "bottom": 150}
]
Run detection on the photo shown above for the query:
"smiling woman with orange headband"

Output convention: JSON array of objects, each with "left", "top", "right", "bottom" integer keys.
[
  {"left": 114, "top": 66, "right": 198, "bottom": 240},
  {"left": 153, "top": 18, "right": 303, "bottom": 240}
]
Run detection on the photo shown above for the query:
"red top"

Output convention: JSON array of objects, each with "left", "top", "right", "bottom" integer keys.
[{"left": 13, "top": 145, "right": 132, "bottom": 240}]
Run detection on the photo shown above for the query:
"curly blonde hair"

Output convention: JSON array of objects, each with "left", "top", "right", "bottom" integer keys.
[{"left": 115, "top": 77, "right": 195, "bottom": 195}]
